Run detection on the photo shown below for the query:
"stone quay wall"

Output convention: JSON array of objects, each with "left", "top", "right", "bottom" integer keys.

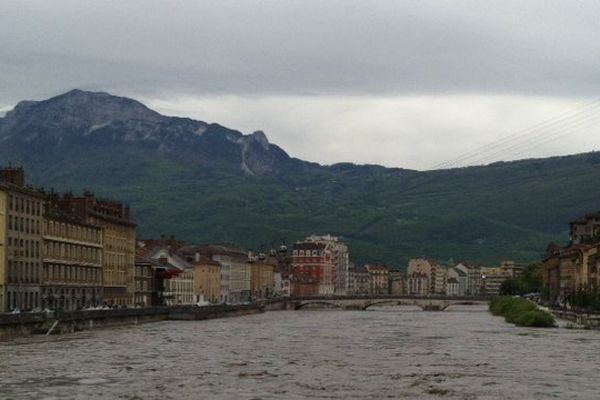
[
  {"left": 550, "top": 308, "right": 600, "bottom": 329},
  {"left": 0, "top": 304, "right": 264, "bottom": 341}
]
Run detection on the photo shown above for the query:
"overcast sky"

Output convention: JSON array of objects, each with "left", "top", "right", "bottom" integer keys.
[{"left": 1, "top": 1, "right": 600, "bottom": 170}]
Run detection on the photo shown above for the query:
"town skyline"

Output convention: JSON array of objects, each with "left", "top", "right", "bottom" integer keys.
[{"left": 0, "top": 164, "right": 526, "bottom": 313}]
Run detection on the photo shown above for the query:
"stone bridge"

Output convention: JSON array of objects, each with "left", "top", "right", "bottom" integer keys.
[{"left": 268, "top": 295, "right": 490, "bottom": 311}]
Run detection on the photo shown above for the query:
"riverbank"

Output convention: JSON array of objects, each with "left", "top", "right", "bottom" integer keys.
[
  {"left": 489, "top": 296, "right": 555, "bottom": 327},
  {"left": 0, "top": 303, "right": 264, "bottom": 341},
  {"left": 547, "top": 308, "right": 600, "bottom": 329}
]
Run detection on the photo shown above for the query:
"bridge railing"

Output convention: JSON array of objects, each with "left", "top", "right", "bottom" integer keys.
[{"left": 275, "top": 295, "right": 491, "bottom": 302}]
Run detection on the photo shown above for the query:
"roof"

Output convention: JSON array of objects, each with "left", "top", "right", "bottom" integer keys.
[
  {"left": 135, "top": 250, "right": 153, "bottom": 265},
  {"left": 45, "top": 206, "right": 101, "bottom": 229},
  {"left": 365, "top": 264, "right": 388, "bottom": 272},
  {"left": 351, "top": 265, "right": 368, "bottom": 274},
  {"left": 570, "top": 212, "right": 600, "bottom": 225},
  {"left": 451, "top": 267, "right": 467, "bottom": 277},
  {"left": 136, "top": 244, "right": 193, "bottom": 271},
  {"left": 194, "top": 255, "right": 221, "bottom": 266},
  {"left": 293, "top": 242, "right": 326, "bottom": 251},
  {"left": 0, "top": 181, "right": 47, "bottom": 199}
]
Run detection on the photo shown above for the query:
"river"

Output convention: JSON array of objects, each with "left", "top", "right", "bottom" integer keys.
[{"left": 0, "top": 305, "right": 599, "bottom": 399}]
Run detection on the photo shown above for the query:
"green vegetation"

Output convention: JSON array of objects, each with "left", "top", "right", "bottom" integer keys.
[
  {"left": 499, "top": 263, "right": 543, "bottom": 295},
  {"left": 489, "top": 296, "right": 555, "bottom": 327},
  {"left": 570, "top": 286, "right": 600, "bottom": 313},
  {"left": 10, "top": 146, "right": 598, "bottom": 267}
]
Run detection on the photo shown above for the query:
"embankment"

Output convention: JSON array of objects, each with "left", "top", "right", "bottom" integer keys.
[
  {"left": 549, "top": 309, "right": 600, "bottom": 329},
  {"left": 0, "top": 304, "right": 263, "bottom": 341}
]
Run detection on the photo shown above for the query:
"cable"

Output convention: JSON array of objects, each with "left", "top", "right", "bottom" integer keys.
[
  {"left": 431, "top": 97, "right": 600, "bottom": 170},
  {"left": 466, "top": 111, "right": 600, "bottom": 167}
]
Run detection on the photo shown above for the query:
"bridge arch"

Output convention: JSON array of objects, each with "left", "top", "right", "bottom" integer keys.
[
  {"left": 294, "top": 301, "right": 343, "bottom": 310},
  {"left": 441, "top": 301, "right": 488, "bottom": 311},
  {"left": 362, "top": 300, "right": 417, "bottom": 310}
]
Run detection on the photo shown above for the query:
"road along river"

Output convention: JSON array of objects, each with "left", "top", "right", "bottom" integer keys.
[{"left": 1, "top": 305, "right": 599, "bottom": 399}]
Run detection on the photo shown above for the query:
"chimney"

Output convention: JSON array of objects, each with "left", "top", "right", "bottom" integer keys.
[
  {"left": 0, "top": 166, "right": 25, "bottom": 187},
  {"left": 195, "top": 252, "right": 200, "bottom": 263}
]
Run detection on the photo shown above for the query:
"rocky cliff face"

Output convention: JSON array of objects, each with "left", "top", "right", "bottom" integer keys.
[{"left": 0, "top": 89, "right": 294, "bottom": 175}]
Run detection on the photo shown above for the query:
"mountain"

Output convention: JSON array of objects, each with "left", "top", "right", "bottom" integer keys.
[
  {"left": 0, "top": 89, "right": 306, "bottom": 175},
  {"left": 1, "top": 89, "right": 599, "bottom": 267}
]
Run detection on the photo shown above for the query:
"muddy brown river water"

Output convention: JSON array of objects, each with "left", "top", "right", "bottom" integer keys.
[{"left": 1, "top": 305, "right": 599, "bottom": 399}]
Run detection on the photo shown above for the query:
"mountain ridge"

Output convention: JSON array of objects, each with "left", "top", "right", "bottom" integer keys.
[{"left": 1, "top": 89, "right": 598, "bottom": 267}]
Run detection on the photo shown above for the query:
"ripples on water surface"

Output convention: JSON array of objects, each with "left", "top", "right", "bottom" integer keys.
[{"left": 1, "top": 306, "right": 599, "bottom": 399}]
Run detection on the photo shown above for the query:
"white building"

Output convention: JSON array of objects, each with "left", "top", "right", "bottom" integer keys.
[
  {"left": 209, "top": 245, "right": 251, "bottom": 304},
  {"left": 447, "top": 266, "right": 468, "bottom": 296},
  {"left": 454, "top": 263, "right": 481, "bottom": 296}
]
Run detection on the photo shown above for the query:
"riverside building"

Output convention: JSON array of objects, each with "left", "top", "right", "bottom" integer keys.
[
  {"left": 291, "top": 241, "right": 335, "bottom": 296},
  {"left": 53, "top": 192, "right": 136, "bottom": 306},
  {"left": 305, "top": 234, "right": 349, "bottom": 295},
  {"left": 134, "top": 253, "right": 154, "bottom": 307},
  {"left": 0, "top": 167, "right": 46, "bottom": 312},
  {"left": 42, "top": 196, "right": 104, "bottom": 310},
  {"left": 192, "top": 254, "right": 221, "bottom": 303},
  {"left": 248, "top": 253, "right": 274, "bottom": 300},
  {"left": 205, "top": 245, "right": 251, "bottom": 304},
  {"left": 365, "top": 264, "right": 389, "bottom": 295}
]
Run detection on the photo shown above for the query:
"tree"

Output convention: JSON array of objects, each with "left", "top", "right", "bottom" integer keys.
[{"left": 499, "top": 263, "right": 543, "bottom": 296}]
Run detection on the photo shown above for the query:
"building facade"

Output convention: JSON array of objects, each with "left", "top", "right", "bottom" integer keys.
[
  {"left": 0, "top": 167, "right": 46, "bottom": 312},
  {"left": 195, "top": 245, "right": 250, "bottom": 304},
  {"left": 365, "top": 264, "right": 389, "bottom": 295},
  {"left": 407, "top": 259, "right": 434, "bottom": 295},
  {"left": 407, "top": 272, "right": 429, "bottom": 295},
  {"left": 163, "top": 268, "right": 195, "bottom": 305},
  {"left": 349, "top": 265, "right": 369, "bottom": 295},
  {"left": 305, "top": 234, "right": 349, "bottom": 295},
  {"left": 389, "top": 270, "right": 406, "bottom": 296},
  {"left": 134, "top": 255, "right": 153, "bottom": 307},
  {"left": 446, "top": 266, "right": 467, "bottom": 296},
  {"left": 453, "top": 263, "right": 481, "bottom": 296},
  {"left": 544, "top": 244, "right": 594, "bottom": 305},
  {"left": 56, "top": 192, "right": 136, "bottom": 306},
  {"left": 193, "top": 255, "right": 221, "bottom": 303},
  {"left": 291, "top": 241, "right": 335, "bottom": 296},
  {"left": 249, "top": 257, "right": 274, "bottom": 300},
  {"left": 42, "top": 202, "right": 104, "bottom": 310}
]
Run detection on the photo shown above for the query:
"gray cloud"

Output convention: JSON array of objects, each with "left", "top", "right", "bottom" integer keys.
[
  {"left": 2, "top": 0, "right": 600, "bottom": 103},
  {"left": 1, "top": 1, "right": 600, "bottom": 169}
]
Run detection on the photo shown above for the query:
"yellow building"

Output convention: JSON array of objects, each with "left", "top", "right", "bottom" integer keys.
[
  {"left": 544, "top": 244, "right": 597, "bottom": 304},
  {"left": 42, "top": 202, "right": 104, "bottom": 310},
  {"left": 193, "top": 256, "right": 221, "bottom": 303},
  {"left": 250, "top": 260, "right": 274, "bottom": 300},
  {"left": 53, "top": 192, "right": 136, "bottom": 306},
  {"left": 407, "top": 259, "right": 430, "bottom": 295},
  {"left": 0, "top": 189, "right": 5, "bottom": 311},
  {"left": 0, "top": 167, "right": 46, "bottom": 312}
]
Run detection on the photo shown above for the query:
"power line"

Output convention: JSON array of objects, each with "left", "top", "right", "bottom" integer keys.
[
  {"left": 465, "top": 111, "right": 600, "bottom": 167},
  {"left": 433, "top": 98, "right": 600, "bottom": 169},
  {"left": 431, "top": 97, "right": 600, "bottom": 170}
]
